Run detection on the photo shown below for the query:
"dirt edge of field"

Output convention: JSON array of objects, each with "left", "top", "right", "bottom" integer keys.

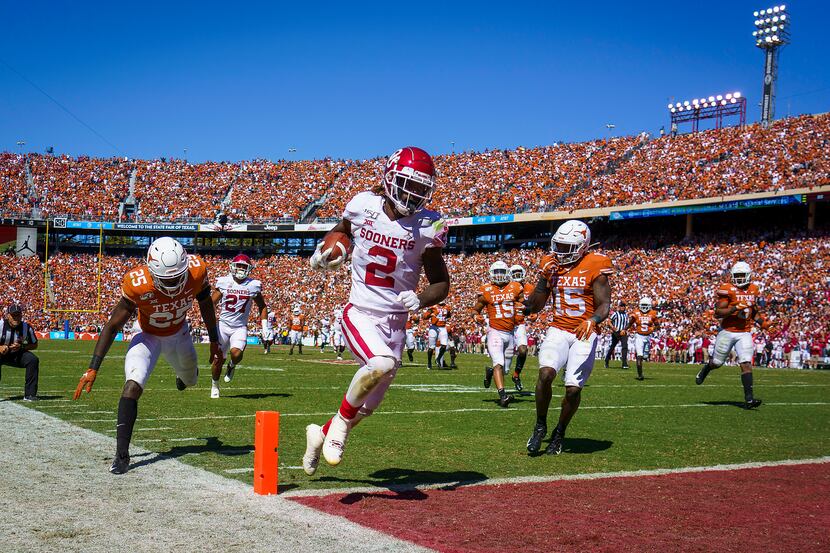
[{"left": 0, "top": 399, "right": 432, "bottom": 553}]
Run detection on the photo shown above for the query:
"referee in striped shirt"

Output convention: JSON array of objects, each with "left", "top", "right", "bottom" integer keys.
[
  {"left": 604, "top": 301, "right": 630, "bottom": 369},
  {"left": 0, "top": 304, "right": 40, "bottom": 401}
]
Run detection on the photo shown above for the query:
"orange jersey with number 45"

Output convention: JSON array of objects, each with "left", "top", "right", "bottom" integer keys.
[
  {"left": 478, "top": 281, "right": 522, "bottom": 332},
  {"left": 122, "top": 255, "right": 209, "bottom": 336},
  {"left": 548, "top": 252, "right": 614, "bottom": 333}
]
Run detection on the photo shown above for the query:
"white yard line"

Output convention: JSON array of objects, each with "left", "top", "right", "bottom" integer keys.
[
  {"left": 283, "top": 456, "right": 830, "bottom": 498},
  {"left": 65, "top": 401, "right": 830, "bottom": 424},
  {"left": 0, "top": 401, "right": 433, "bottom": 553}
]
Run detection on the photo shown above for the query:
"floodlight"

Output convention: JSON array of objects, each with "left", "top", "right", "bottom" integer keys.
[
  {"left": 734, "top": 92, "right": 741, "bottom": 98},
  {"left": 760, "top": 9, "right": 766, "bottom": 14},
  {"left": 668, "top": 103, "right": 673, "bottom": 109},
  {"left": 773, "top": 6, "right": 779, "bottom": 12},
  {"left": 730, "top": 98, "right": 737, "bottom": 103},
  {"left": 708, "top": 96, "right": 715, "bottom": 102},
  {"left": 781, "top": 14, "right": 786, "bottom": 20},
  {"left": 772, "top": 35, "right": 779, "bottom": 41},
  {"left": 725, "top": 93, "right": 732, "bottom": 100},
  {"left": 676, "top": 102, "right": 682, "bottom": 108}
]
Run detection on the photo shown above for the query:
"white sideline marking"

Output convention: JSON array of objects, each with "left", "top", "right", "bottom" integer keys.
[
  {"left": 104, "top": 427, "right": 173, "bottom": 433},
  {"left": 282, "top": 456, "right": 830, "bottom": 498},
  {"left": 67, "top": 401, "right": 830, "bottom": 424},
  {"left": 139, "top": 437, "right": 205, "bottom": 443},
  {"left": 0, "top": 401, "right": 431, "bottom": 553}
]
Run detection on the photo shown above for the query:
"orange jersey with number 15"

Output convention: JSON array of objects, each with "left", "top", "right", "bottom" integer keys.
[
  {"left": 122, "top": 255, "right": 209, "bottom": 337},
  {"left": 479, "top": 281, "right": 523, "bottom": 332},
  {"left": 549, "top": 252, "right": 614, "bottom": 333}
]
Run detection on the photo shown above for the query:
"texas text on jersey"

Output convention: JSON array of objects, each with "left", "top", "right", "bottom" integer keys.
[
  {"left": 122, "top": 255, "right": 209, "bottom": 336},
  {"left": 215, "top": 275, "right": 262, "bottom": 327},
  {"left": 631, "top": 309, "right": 659, "bottom": 335},
  {"left": 548, "top": 252, "right": 614, "bottom": 333},
  {"left": 344, "top": 191, "right": 446, "bottom": 314},
  {"left": 478, "top": 281, "right": 522, "bottom": 332},
  {"left": 717, "top": 282, "right": 761, "bottom": 333}
]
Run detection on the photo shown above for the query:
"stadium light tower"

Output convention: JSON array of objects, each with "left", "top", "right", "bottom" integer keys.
[
  {"left": 753, "top": 5, "right": 790, "bottom": 127},
  {"left": 667, "top": 92, "right": 746, "bottom": 133}
]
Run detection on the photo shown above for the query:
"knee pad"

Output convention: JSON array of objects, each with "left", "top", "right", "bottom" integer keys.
[{"left": 368, "top": 355, "right": 396, "bottom": 375}]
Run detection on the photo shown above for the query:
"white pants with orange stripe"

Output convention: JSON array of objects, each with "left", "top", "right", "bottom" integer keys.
[
  {"left": 341, "top": 303, "right": 407, "bottom": 411},
  {"left": 487, "top": 328, "right": 515, "bottom": 372},
  {"left": 125, "top": 324, "right": 198, "bottom": 389}
]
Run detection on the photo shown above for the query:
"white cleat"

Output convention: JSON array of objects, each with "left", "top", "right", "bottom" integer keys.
[
  {"left": 302, "top": 424, "right": 325, "bottom": 475},
  {"left": 322, "top": 414, "right": 350, "bottom": 466},
  {"left": 210, "top": 381, "right": 220, "bottom": 399}
]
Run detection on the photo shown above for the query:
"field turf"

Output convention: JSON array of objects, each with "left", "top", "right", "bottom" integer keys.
[{"left": 2, "top": 340, "right": 829, "bottom": 493}]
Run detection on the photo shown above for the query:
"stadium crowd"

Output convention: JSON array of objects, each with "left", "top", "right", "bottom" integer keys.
[
  {"left": 3, "top": 114, "right": 828, "bottom": 222},
  {"left": 2, "top": 228, "right": 826, "bottom": 368}
]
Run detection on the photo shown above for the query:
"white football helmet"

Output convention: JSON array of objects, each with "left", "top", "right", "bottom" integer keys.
[
  {"left": 489, "top": 261, "right": 510, "bottom": 286},
  {"left": 639, "top": 296, "right": 652, "bottom": 313},
  {"left": 509, "top": 264, "right": 526, "bottom": 282},
  {"left": 230, "top": 253, "right": 253, "bottom": 281},
  {"left": 731, "top": 262, "right": 752, "bottom": 288},
  {"left": 551, "top": 220, "right": 591, "bottom": 265},
  {"left": 146, "top": 237, "right": 189, "bottom": 297},
  {"left": 293, "top": 306, "right": 301, "bottom": 316}
]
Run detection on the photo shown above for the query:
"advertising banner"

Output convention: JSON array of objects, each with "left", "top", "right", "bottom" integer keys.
[{"left": 609, "top": 195, "right": 804, "bottom": 220}]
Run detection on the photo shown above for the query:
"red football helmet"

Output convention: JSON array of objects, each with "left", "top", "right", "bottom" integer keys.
[
  {"left": 230, "top": 254, "right": 253, "bottom": 281},
  {"left": 382, "top": 146, "right": 436, "bottom": 216}
]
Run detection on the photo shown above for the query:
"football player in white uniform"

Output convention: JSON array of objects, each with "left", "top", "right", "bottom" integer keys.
[
  {"left": 303, "top": 146, "right": 450, "bottom": 475},
  {"left": 331, "top": 306, "right": 346, "bottom": 359},
  {"left": 211, "top": 254, "right": 268, "bottom": 398},
  {"left": 319, "top": 316, "right": 331, "bottom": 353},
  {"left": 262, "top": 310, "right": 276, "bottom": 354}
]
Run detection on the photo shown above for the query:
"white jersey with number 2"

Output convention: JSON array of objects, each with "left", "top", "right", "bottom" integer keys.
[
  {"left": 216, "top": 275, "right": 262, "bottom": 327},
  {"left": 344, "top": 192, "right": 446, "bottom": 314}
]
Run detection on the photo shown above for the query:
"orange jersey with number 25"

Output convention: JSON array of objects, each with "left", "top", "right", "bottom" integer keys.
[{"left": 122, "top": 255, "right": 209, "bottom": 336}]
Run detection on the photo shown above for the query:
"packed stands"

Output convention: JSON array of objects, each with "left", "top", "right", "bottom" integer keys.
[
  {"left": 0, "top": 153, "right": 33, "bottom": 215},
  {"left": 4, "top": 113, "right": 829, "bottom": 222},
  {"left": 3, "top": 229, "right": 826, "bottom": 362}
]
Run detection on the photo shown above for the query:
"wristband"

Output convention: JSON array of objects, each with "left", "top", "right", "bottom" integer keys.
[
  {"left": 89, "top": 354, "right": 103, "bottom": 371},
  {"left": 589, "top": 315, "right": 601, "bottom": 324},
  {"left": 207, "top": 325, "right": 219, "bottom": 343}
]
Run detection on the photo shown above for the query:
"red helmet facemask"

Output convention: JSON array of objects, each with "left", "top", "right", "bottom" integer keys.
[{"left": 382, "top": 146, "right": 436, "bottom": 216}]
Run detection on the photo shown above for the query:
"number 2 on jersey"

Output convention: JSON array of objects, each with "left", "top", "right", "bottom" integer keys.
[{"left": 365, "top": 245, "right": 397, "bottom": 288}]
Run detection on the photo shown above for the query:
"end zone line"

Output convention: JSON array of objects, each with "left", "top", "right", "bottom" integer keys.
[{"left": 282, "top": 456, "right": 830, "bottom": 498}]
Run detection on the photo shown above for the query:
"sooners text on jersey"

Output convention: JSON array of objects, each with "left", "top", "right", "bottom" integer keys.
[
  {"left": 344, "top": 191, "right": 446, "bottom": 313},
  {"left": 547, "top": 252, "right": 614, "bottom": 333},
  {"left": 216, "top": 274, "right": 262, "bottom": 327},
  {"left": 122, "top": 255, "right": 209, "bottom": 336}
]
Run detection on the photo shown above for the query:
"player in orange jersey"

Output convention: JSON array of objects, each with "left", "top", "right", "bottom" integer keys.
[
  {"left": 474, "top": 261, "right": 523, "bottom": 407},
  {"left": 522, "top": 220, "right": 613, "bottom": 455},
  {"left": 288, "top": 306, "right": 306, "bottom": 355},
  {"left": 73, "top": 237, "right": 222, "bottom": 474},
  {"left": 509, "top": 264, "right": 536, "bottom": 391},
  {"left": 405, "top": 311, "right": 420, "bottom": 362},
  {"left": 695, "top": 262, "right": 769, "bottom": 409},
  {"left": 423, "top": 302, "right": 451, "bottom": 369},
  {"left": 628, "top": 296, "right": 659, "bottom": 381}
]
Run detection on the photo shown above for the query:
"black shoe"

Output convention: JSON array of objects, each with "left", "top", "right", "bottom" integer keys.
[
  {"left": 450, "top": 363, "right": 457, "bottom": 369},
  {"left": 498, "top": 394, "right": 514, "bottom": 408},
  {"left": 622, "top": 365, "right": 630, "bottom": 370},
  {"left": 745, "top": 399, "right": 762, "bottom": 409},
  {"left": 176, "top": 377, "right": 187, "bottom": 391},
  {"left": 109, "top": 453, "right": 130, "bottom": 475},
  {"left": 545, "top": 429, "right": 564, "bottom": 455},
  {"left": 484, "top": 367, "right": 494, "bottom": 389},
  {"left": 604, "top": 362, "right": 609, "bottom": 369},
  {"left": 695, "top": 365, "right": 711, "bottom": 385},
  {"left": 427, "top": 363, "right": 432, "bottom": 370},
  {"left": 512, "top": 374, "right": 523, "bottom": 392},
  {"left": 527, "top": 423, "right": 547, "bottom": 453},
  {"left": 635, "top": 376, "right": 644, "bottom": 381}
]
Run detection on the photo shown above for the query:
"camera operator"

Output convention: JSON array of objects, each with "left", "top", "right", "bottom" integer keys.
[{"left": 0, "top": 304, "right": 40, "bottom": 401}]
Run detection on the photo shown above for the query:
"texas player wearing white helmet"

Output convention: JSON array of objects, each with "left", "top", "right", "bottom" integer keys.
[
  {"left": 509, "top": 263, "right": 534, "bottom": 390},
  {"left": 522, "top": 220, "right": 613, "bottom": 455},
  {"left": 628, "top": 296, "right": 659, "bottom": 381},
  {"left": 303, "top": 146, "right": 450, "bottom": 475},
  {"left": 695, "top": 261, "right": 770, "bottom": 409},
  {"left": 73, "top": 237, "right": 222, "bottom": 474},
  {"left": 211, "top": 254, "right": 268, "bottom": 397}
]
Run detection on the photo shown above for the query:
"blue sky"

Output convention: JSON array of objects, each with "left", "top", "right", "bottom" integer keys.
[{"left": 1, "top": 1, "right": 828, "bottom": 162}]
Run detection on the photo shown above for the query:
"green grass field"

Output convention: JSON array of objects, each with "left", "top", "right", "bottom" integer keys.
[{"left": 3, "top": 340, "right": 829, "bottom": 492}]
